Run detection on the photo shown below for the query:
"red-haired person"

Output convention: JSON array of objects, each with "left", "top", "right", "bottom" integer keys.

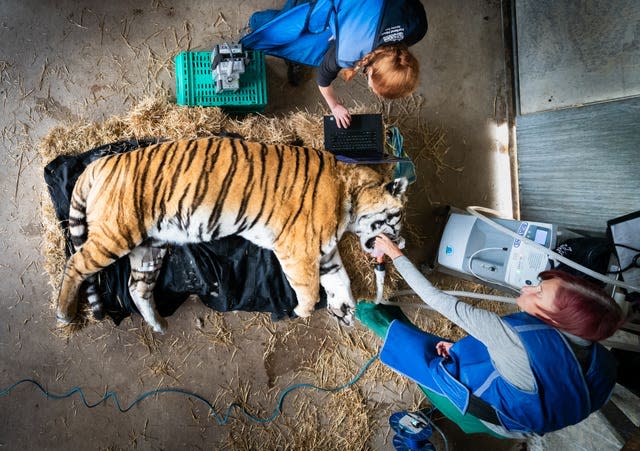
[
  {"left": 241, "top": 0, "right": 427, "bottom": 128},
  {"left": 358, "top": 234, "right": 625, "bottom": 438}
]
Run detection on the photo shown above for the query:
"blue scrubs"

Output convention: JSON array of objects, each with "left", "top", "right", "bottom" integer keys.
[{"left": 241, "top": 0, "right": 427, "bottom": 67}]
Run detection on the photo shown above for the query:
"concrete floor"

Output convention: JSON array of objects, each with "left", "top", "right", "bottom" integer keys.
[{"left": 0, "top": 0, "right": 527, "bottom": 449}]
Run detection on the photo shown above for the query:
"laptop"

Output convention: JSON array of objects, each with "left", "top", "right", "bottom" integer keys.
[
  {"left": 607, "top": 210, "right": 640, "bottom": 289},
  {"left": 323, "top": 113, "right": 402, "bottom": 163}
]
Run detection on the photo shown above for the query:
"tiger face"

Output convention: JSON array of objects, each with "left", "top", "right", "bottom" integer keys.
[{"left": 350, "top": 178, "right": 408, "bottom": 253}]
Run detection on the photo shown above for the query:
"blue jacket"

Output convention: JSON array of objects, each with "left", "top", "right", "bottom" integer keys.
[
  {"left": 241, "top": 0, "right": 427, "bottom": 67},
  {"left": 380, "top": 312, "right": 617, "bottom": 435}
]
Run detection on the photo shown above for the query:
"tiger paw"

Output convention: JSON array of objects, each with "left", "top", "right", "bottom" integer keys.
[
  {"left": 293, "top": 304, "right": 314, "bottom": 319},
  {"left": 328, "top": 304, "right": 355, "bottom": 327},
  {"left": 151, "top": 317, "right": 168, "bottom": 334}
]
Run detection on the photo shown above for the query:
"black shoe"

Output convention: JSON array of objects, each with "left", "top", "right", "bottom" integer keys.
[{"left": 286, "top": 60, "right": 304, "bottom": 87}]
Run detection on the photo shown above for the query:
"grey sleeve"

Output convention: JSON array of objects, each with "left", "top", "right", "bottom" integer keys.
[{"left": 392, "top": 256, "right": 535, "bottom": 391}]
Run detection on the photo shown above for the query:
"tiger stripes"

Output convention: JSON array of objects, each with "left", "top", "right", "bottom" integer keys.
[{"left": 56, "top": 136, "right": 408, "bottom": 332}]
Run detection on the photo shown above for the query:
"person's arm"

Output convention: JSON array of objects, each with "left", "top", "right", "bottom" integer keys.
[
  {"left": 318, "top": 85, "right": 351, "bottom": 128},
  {"left": 373, "top": 236, "right": 511, "bottom": 337},
  {"left": 373, "top": 235, "right": 535, "bottom": 390},
  {"left": 393, "top": 255, "right": 535, "bottom": 390},
  {"left": 392, "top": 256, "right": 516, "bottom": 341},
  {"left": 316, "top": 42, "right": 351, "bottom": 128}
]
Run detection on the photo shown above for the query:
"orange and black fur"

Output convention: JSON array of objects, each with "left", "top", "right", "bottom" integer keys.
[{"left": 56, "top": 136, "right": 407, "bottom": 332}]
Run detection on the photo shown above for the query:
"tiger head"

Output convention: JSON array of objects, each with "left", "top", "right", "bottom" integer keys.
[{"left": 350, "top": 177, "right": 408, "bottom": 254}]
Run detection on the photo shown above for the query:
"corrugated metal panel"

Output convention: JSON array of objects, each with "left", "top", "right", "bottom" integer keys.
[{"left": 516, "top": 97, "right": 640, "bottom": 234}]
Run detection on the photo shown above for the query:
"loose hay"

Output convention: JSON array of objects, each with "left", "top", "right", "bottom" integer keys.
[
  {"left": 38, "top": 94, "right": 513, "bottom": 449},
  {"left": 196, "top": 311, "right": 234, "bottom": 348}
]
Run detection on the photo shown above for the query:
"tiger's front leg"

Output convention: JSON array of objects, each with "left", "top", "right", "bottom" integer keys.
[
  {"left": 320, "top": 250, "right": 355, "bottom": 326},
  {"left": 127, "top": 242, "right": 168, "bottom": 333}
]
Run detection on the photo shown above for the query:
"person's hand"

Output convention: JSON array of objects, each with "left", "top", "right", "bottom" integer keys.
[
  {"left": 436, "top": 341, "right": 453, "bottom": 358},
  {"left": 317, "top": 85, "right": 351, "bottom": 128},
  {"left": 331, "top": 103, "right": 351, "bottom": 128},
  {"left": 372, "top": 234, "right": 403, "bottom": 260}
]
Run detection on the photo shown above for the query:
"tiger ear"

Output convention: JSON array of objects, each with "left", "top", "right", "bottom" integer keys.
[{"left": 385, "top": 177, "right": 408, "bottom": 197}]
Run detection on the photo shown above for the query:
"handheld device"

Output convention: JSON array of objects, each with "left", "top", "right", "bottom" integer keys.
[{"left": 210, "top": 43, "right": 250, "bottom": 93}]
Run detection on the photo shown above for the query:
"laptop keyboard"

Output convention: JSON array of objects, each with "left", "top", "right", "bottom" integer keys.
[
  {"left": 323, "top": 114, "right": 384, "bottom": 159},
  {"left": 329, "top": 130, "right": 378, "bottom": 152}
]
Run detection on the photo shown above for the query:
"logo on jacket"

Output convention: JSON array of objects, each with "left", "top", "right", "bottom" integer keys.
[{"left": 381, "top": 26, "right": 405, "bottom": 43}]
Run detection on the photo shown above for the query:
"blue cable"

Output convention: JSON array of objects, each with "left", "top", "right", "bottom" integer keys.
[
  {"left": 1, "top": 353, "right": 379, "bottom": 425},
  {"left": 386, "top": 126, "right": 416, "bottom": 185}
]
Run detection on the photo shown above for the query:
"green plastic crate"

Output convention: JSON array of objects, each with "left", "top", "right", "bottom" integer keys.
[{"left": 174, "top": 50, "right": 267, "bottom": 111}]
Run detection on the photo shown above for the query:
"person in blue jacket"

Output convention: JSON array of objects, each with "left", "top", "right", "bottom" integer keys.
[
  {"left": 241, "top": 0, "right": 428, "bottom": 128},
  {"left": 358, "top": 234, "right": 625, "bottom": 438}
]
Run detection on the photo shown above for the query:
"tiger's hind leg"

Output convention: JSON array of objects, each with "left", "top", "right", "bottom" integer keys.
[{"left": 127, "top": 242, "right": 168, "bottom": 333}]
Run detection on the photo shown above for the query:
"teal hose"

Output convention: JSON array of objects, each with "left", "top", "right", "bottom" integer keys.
[{"left": 1, "top": 353, "right": 379, "bottom": 425}]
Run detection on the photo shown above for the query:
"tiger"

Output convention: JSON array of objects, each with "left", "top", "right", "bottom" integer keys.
[{"left": 55, "top": 136, "right": 408, "bottom": 333}]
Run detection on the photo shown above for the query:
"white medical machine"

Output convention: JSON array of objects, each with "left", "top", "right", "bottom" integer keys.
[{"left": 436, "top": 211, "right": 557, "bottom": 291}]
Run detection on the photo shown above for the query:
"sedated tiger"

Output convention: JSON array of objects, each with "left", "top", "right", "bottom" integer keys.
[{"left": 56, "top": 136, "right": 407, "bottom": 332}]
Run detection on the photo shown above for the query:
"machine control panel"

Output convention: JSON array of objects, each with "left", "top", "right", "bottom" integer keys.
[{"left": 505, "top": 222, "right": 554, "bottom": 288}]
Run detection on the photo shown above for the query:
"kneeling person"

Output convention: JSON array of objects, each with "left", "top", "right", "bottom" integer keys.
[{"left": 358, "top": 234, "right": 625, "bottom": 438}]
